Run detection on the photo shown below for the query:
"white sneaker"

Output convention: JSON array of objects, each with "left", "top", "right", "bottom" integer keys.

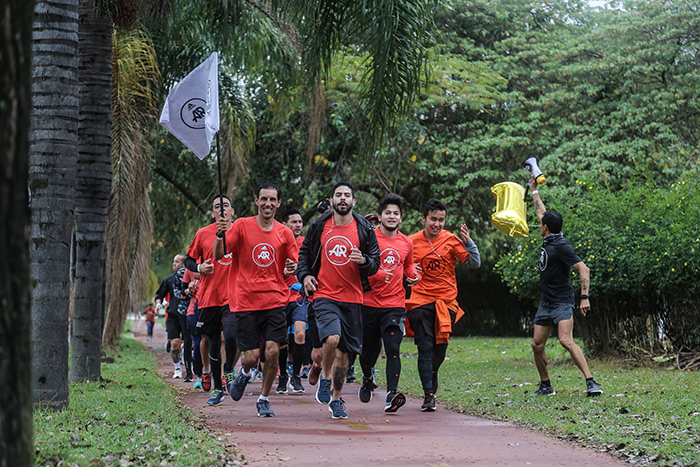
[{"left": 173, "top": 368, "right": 182, "bottom": 379}]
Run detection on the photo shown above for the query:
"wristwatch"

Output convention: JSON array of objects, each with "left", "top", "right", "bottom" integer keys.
[{"left": 580, "top": 294, "right": 589, "bottom": 300}]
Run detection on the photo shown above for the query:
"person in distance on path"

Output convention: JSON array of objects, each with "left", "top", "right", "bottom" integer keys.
[{"left": 528, "top": 175, "right": 602, "bottom": 397}]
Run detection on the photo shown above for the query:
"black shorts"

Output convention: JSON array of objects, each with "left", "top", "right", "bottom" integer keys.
[
  {"left": 166, "top": 312, "right": 188, "bottom": 340},
  {"left": 236, "top": 308, "right": 287, "bottom": 351},
  {"left": 534, "top": 301, "right": 574, "bottom": 327},
  {"left": 362, "top": 306, "right": 405, "bottom": 335},
  {"left": 307, "top": 301, "right": 322, "bottom": 349},
  {"left": 406, "top": 303, "right": 456, "bottom": 341},
  {"left": 313, "top": 297, "right": 362, "bottom": 355},
  {"left": 285, "top": 298, "right": 309, "bottom": 325},
  {"left": 195, "top": 305, "right": 227, "bottom": 338},
  {"left": 222, "top": 309, "right": 238, "bottom": 340}
]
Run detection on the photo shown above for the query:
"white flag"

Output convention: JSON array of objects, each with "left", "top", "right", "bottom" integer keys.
[{"left": 159, "top": 52, "right": 220, "bottom": 160}]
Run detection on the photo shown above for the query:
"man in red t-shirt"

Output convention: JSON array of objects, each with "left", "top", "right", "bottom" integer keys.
[
  {"left": 297, "top": 182, "right": 380, "bottom": 420},
  {"left": 184, "top": 195, "right": 234, "bottom": 406},
  {"left": 359, "top": 193, "right": 420, "bottom": 413},
  {"left": 276, "top": 208, "right": 309, "bottom": 394},
  {"left": 407, "top": 198, "right": 481, "bottom": 412},
  {"left": 214, "top": 183, "right": 299, "bottom": 417}
]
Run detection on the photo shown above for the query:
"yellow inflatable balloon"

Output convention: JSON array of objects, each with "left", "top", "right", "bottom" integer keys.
[{"left": 491, "top": 182, "right": 529, "bottom": 238}]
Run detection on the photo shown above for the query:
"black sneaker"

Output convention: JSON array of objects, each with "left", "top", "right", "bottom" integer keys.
[
  {"left": 229, "top": 371, "right": 249, "bottom": 401},
  {"left": 531, "top": 382, "right": 556, "bottom": 396},
  {"left": 586, "top": 379, "right": 603, "bottom": 397},
  {"left": 421, "top": 393, "right": 436, "bottom": 412},
  {"left": 184, "top": 372, "right": 193, "bottom": 382},
  {"left": 384, "top": 391, "right": 406, "bottom": 413},
  {"left": 432, "top": 371, "right": 439, "bottom": 394},
  {"left": 346, "top": 365, "right": 356, "bottom": 383},
  {"left": 358, "top": 377, "right": 373, "bottom": 403},
  {"left": 290, "top": 374, "right": 305, "bottom": 393},
  {"left": 256, "top": 399, "right": 275, "bottom": 417},
  {"left": 165, "top": 341, "right": 171, "bottom": 353},
  {"left": 276, "top": 375, "right": 289, "bottom": 394}
]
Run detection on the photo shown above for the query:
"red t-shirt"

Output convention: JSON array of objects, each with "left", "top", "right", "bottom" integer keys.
[
  {"left": 364, "top": 229, "right": 419, "bottom": 309},
  {"left": 409, "top": 229, "right": 470, "bottom": 303},
  {"left": 186, "top": 222, "right": 231, "bottom": 308},
  {"left": 315, "top": 218, "right": 363, "bottom": 304},
  {"left": 225, "top": 217, "right": 299, "bottom": 311},
  {"left": 285, "top": 235, "right": 305, "bottom": 302}
]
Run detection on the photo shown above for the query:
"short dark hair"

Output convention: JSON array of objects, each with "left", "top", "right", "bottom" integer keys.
[
  {"left": 257, "top": 183, "right": 281, "bottom": 199},
  {"left": 211, "top": 194, "right": 231, "bottom": 210},
  {"left": 542, "top": 210, "right": 563, "bottom": 233},
  {"left": 281, "top": 208, "right": 301, "bottom": 223},
  {"left": 331, "top": 182, "right": 355, "bottom": 199},
  {"left": 377, "top": 193, "right": 406, "bottom": 216},
  {"left": 423, "top": 199, "right": 447, "bottom": 217}
]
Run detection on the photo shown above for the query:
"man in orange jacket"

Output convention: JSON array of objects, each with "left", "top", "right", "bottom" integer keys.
[{"left": 407, "top": 199, "right": 481, "bottom": 411}]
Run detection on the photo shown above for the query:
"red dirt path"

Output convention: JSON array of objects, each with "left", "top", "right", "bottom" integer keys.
[{"left": 132, "top": 319, "right": 626, "bottom": 466}]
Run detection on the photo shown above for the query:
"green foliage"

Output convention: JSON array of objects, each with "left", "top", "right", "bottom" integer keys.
[
  {"left": 34, "top": 336, "right": 233, "bottom": 465},
  {"left": 385, "top": 337, "right": 700, "bottom": 466}
]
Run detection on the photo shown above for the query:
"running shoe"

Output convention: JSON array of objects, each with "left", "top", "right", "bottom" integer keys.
[
  {"left": 358, "top": 377, "right": 373, "bottom": 403},
  {"left": 166, "top": 341, "right": 171, "bottom": 353},
  {"left": 229, "top": 371, "right": 249, "bottom": 401},
  {"left": 290, "top": 375, "right": 305, "bottom": 393},
  {"left": 432, "top": 371, "right": 439, "bottom": 394},
  {"left": 256, "top": 399, "right": 275, "bottom": 417},
  {"left": 586, "top": 379, "right": 603, "bottom": 397},
  {"left": 248, "top": 368, "right": 260, "bottom": 383},
  {"left": 276, "top": 375, "right": 289, "bottom": 394},
  {"left": 173, "top": 368, "right": 182, "bottom": 379},
  {"left": 193, "top": 377, "right": 203, "bottom": 389},
  {"left": 328, "top": 399, "right": 348, "bottom": 419},
  {"left": 385, "top": 391, "right": 406, "bottom": 413},
  {"left": 316, "top": 377, "right": 332, "bottom": 404},
  {"left": 345, "top": 365, "right": 356, "bottom": 383},
  {"left": 184, "top": 372, "right": 193, "bottom": 382},
  {"left": 224, "top": 370, "right": 236, "bottom": 395},
  {"left": 308, "top": 364, "right": 322, "bottom": 386},
  {"left": 300, "top": 366, "right": 310, "bottom": 379},
  {"left": 202, "top": 373, "right": 212, "bottom": 391},
  {"left": 530, "top": 382, "right": 556, "bottom": 396},
  {"left": 421, "top": 393, "right": 436, "bottom": 412},
  {"left": 207, "top": 389, "right": 224, "bottom": 406}
]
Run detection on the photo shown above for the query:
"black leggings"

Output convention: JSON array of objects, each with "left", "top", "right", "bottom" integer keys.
[
  {"left": 223, "top": 323, "right": 238, "bottom": 373},
  {"left": 360, "top": 326, "right": 403, "bottom": 392},
  {"left": 413, "top": 333, "right": 447, "bottom": 394}
]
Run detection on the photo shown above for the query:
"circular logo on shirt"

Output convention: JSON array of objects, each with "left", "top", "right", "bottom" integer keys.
[
  {"left": 420, "top": 253, "right": 445, "bottom": 278},
  {"left": 324, "top": 235, "right": 353, "bottom": 266},
  {"left": 217, "top": 252, "right": 233, "bottom": 266},
  {"left": 539, "top": 248, "right": 548, "bottom": 271},
  {"left": 252, "top": 243, "right": 276, "bottom": 267},
  {"left": 380, "top": 248, "right": 401, "bottom": 272}
]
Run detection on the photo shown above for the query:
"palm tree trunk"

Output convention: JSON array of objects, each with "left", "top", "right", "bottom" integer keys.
[
  {"left": 0, "top": 0, "right": 35, "bottom": 462},
  {"left": 71, "top": 0, "right": 112, "bottom": 382},
  {"left": 30, "top": 0, "right": 79, "bottom": 409}
]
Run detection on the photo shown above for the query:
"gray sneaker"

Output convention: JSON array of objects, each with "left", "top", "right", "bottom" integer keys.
[
  {"left": 256, "top": 399, "right": 275, "bottom": 417},
  {"left": 316, "top": 377, "right": 332, "bottom": 404},
  {"left": 531, "top": 382, "right": 556, "bottom": 396},
  {"left": 586, "top": 379, "right": 603, "bottom": 396},
  {"left": 329, "top": 399, "right": 347, "bottom": 419},
  {"left": 229, "top": 371, "right": 249, "bottom": 401},
  {"left": 290, "top": 374, "right": 305, "bottom": 393}
]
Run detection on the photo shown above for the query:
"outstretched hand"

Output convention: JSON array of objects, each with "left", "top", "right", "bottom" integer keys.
[{"left": 460, "top": 224, "right": 471, "bottom": 244}]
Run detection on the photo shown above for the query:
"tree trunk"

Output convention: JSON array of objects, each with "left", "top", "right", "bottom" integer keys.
[
  {"left": 70, "top": 0, "right": 112, "bottom": 382},
  {"left": 30, "top": 0, "right": 79, "bottom": 409},
  {"left": 0, "top": 0, "right": 35, "bottom": 463}
]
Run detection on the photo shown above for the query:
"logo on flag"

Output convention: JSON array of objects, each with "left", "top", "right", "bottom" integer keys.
[{"left": 159, "top": 52, "right": 220, "bottom": 160}]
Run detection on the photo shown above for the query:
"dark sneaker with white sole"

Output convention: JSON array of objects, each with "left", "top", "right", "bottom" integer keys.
[
  {"left": 329, "top": 399, "right": 348, "bottom": 419},
  {"left": 421, "top": 393, "right": 436, "bottom": 412},
  {"left": 384, "top": 391, "right": 406, "bottom": 413},
  {"left": 316, "top": 377, "right": 332, "bottom": 404},
  {"left": 358, "top": 377, "right": 373, "bottom": 403},
  {"left": 276, "top": 375, "right": 289, "bottom": 394},
  {"left": 531, "top": 382, "right": 556, "bottom": 396},
  {"left": 290, "top": 375, "right": 305, "bottom": 393},
  {"left": 586, "top": 379, "right": 603, "bottom": 396},
  {"left": 256, "top": 399, "right": 275, "bottom": 417}
]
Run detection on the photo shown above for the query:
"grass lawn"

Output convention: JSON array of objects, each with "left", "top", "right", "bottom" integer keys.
[
  {"left": 33, "top": 334, "right": 238, "bottom": 466},
  {"left": 376, "top": 336, "right": 700, "bottom": 466}
]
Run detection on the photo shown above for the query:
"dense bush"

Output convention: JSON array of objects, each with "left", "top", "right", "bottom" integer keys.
[{"left": 495, "top": 168, "right": 700, "bottom": 353}]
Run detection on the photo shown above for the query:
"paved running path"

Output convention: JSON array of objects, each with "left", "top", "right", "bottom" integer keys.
[{"left": 131, "top": 319, "right": 626, "bottom": 466}]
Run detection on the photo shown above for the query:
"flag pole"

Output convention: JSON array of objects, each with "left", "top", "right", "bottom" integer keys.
[{"left": 215, "top": 131, "right": 227, "bottom": 255}]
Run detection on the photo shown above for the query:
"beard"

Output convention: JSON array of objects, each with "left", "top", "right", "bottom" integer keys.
[
  {"left": 333, "top": 201, "right": 352, "bottom": 216},
  {"left": 382, "top": 222, "right": 398, "bottom": 232}
]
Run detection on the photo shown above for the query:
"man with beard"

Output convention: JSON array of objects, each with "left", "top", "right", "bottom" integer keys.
[
  {"left": 407, "top": 199, "right": 481, "bottom": 412},
  {"left": 358, "top": 194, "right": 420, "bottom": 413},
  {"left": 297, "top": 182, "right": 380, "bottom": 419}
]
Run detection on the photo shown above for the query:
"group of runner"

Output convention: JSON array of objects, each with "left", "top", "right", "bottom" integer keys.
[{"left": 156, "top": 177, "right": 601, "bottom": 419}]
